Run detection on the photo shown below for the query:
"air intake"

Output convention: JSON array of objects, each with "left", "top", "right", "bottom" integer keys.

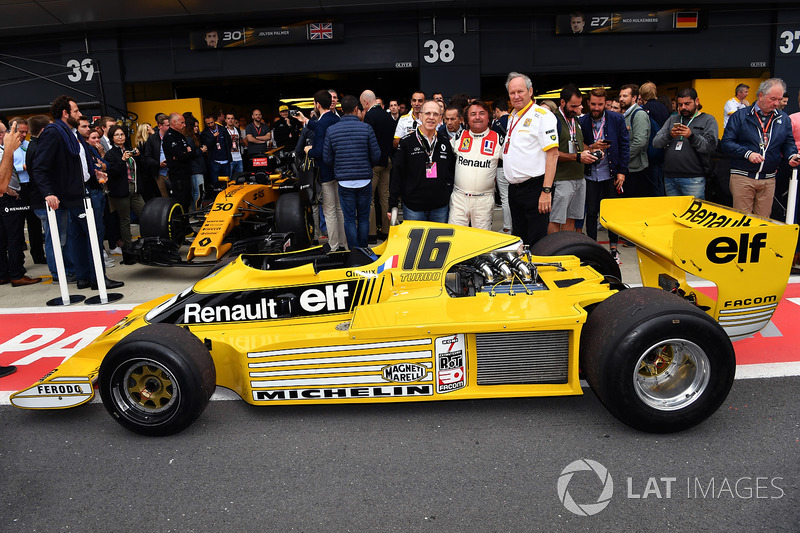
[{"left": 475, "top": 331, "right": 569, "bottom": 385}]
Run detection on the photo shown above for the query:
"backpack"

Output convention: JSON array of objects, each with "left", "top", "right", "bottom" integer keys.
[{"left": 632, "top": 107, "right": 664, "bottom": 165}]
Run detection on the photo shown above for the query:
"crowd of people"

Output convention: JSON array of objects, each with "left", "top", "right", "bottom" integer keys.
[{"left": 3, "top": 75, "right": 800, "bottom": 295}]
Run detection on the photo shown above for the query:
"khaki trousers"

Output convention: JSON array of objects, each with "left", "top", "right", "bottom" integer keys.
[{"left": 730, "top": 174, "right": 774, "bottom": 217}]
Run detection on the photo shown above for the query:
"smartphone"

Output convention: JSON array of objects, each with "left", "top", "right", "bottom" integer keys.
[
  {"left": 604, "top": 139, "right": 612, "bottom": 146},
  {"left": 290, "top": 110, "right": 299, "bottom": 117}
]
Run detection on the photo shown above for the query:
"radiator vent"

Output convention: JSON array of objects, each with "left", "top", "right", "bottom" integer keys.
[{"left": 475, "top": 331, "right": 569, "bottom": 385}]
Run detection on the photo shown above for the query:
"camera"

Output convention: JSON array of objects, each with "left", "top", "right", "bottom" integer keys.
[
  {"left": 589, "top": 150, "right": 603, "bottom": 160},
  {"left": 289, "top": 110, "right": 299, "bottom": 117}
]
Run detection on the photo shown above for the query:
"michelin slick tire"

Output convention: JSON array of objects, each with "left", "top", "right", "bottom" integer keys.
[
  {"left": 274, "top": 192, "right": 312, "bottom": 249},
  {"left": 580, "top": 287, "right": 735, "bottom": 433},
  {"left": 99, "top": 324, "right": 216, "bottom": 436},
  {"left": 530, "top": 231, "right": 622, "bottom": 281},
  {"left": 139, "top": 198, "right": 186, "bottom": 245}
]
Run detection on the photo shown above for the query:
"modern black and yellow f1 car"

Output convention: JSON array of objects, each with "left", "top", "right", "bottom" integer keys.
[
  {"left": 11, "top": 197, "right": 798, "bottom": 436},
  {"left": 134, "top": 150, "right": 313, "bottom": 266}
]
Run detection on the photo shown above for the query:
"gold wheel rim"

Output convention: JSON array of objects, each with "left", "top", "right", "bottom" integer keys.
[{"left": 123, "top": 362, "right": 176, "bottom": 413}]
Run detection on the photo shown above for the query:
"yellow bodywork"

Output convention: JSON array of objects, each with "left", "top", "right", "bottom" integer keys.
[
  {"left": 187, "top": 173, "right": 292, "bottom": 262},
  {"left": 12, "top": 196, "right": 797, "bottom": 410},
  {"left": 601, "top": 196, "right": 798, "bottom": 340}
]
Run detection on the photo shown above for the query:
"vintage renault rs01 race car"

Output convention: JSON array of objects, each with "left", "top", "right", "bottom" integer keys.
[
  {"left": 134, "top": 149, "right": 313, "bottom": 266},
  {"left": 11, "top": 197, "right": 798, "bottom": 436}
]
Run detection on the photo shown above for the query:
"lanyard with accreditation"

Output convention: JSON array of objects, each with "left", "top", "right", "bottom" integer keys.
[{"left": 503, "top": 100, "right": 534, "bottom": 154}]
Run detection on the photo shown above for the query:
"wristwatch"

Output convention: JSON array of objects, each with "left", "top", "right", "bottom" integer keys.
[{"left": 542, "top": 186, "right": 552, "bottom": 194}]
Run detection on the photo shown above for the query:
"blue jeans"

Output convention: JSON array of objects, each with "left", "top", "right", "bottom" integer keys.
[
  {"left": 664, "top": 176, "right": 706, "bottom": 199},
  {"left": 339, "top": 183, "right": 372, "bottom": 249},
  {"left": 35, "top": 207, "right": 73, "bottom": 278},
  {"left": 403, "top": 204, "right": 449, "bottom": 223},
  {"left": 66, "top": 204, "right": 104, "bottom": 282},
  {"left": 230, "top": 159, "right": 244, "bottom": 176},
  {"left": 208, "top": 160, "right": 231, "bottom": 188},
  {"left": 191, "top": 174, "right": 204, "bottom": 209},
  {"left": 88, "top": 189, "right": 106, "bottom": 249}
]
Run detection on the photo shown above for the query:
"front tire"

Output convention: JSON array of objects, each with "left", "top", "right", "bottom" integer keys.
[
  {"left": 99, "top": 324, "right": 216, "bottom": 436},
  {"left": 139, "top": 197, "right": 186, "bottom": 245},
  {"left": 580, "top": 287, "right": 735, "bottom": 433},
  {"left": 275, "top": 192, "right": 312, "bottom": 249}
]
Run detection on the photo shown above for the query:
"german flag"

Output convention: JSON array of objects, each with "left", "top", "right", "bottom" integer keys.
[{"left": 675, "top": 12, "right": 698, "bottom": 29}]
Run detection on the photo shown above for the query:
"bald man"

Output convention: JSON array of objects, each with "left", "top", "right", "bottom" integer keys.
[{"left": 360, "top": 89, "right": 397, "bottom": 240}]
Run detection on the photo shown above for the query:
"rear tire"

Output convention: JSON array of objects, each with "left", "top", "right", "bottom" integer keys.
[
  {"left": 580, "top": 287, "right": 735, "bottom": 433},
  {"left": 275, "top": 192, "right": 312, "bottom": 249},
  {"left": 140, "top": 198, "right": 186, "bottom": 245},
  {"left": 530, "top": 231, "right": 621, "bottom": 281},
  {"left": 99, "top": 324, "right": 216, "bottom": 436}
]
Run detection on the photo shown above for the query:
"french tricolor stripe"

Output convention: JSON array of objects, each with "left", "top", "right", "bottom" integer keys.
[{"left": 377, "top": 255, "right": 399, "bottom": 273}]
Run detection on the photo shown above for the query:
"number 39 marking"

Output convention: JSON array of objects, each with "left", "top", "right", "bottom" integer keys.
[
  {"left": 423, "top": 39, "right": 455, "bottom": 63},
  {"left": 778, "top": 30, "right": 800, "bottom": 54},
  {"left": 66, "top": 59, "right": 95, "bottom": 82}
]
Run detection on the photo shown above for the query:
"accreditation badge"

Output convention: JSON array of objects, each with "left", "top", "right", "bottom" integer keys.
[{"left": 426, "top": 162, "right": 438, "bottom": 178}]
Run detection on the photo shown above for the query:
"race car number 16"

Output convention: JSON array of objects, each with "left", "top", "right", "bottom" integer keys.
[{"left": 403, "top": 228, "right": 454, "bottom": 270}]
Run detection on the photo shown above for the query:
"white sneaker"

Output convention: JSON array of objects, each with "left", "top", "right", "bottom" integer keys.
[
  {"left": 109, "top": 247, "right": 122, "bottom": 255},
  {"left": 103, "top": 251, "right": 116, "bottom": 268}
]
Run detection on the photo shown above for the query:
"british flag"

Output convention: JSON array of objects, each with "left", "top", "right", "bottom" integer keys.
[{"left": 309, "top": 23, "right": 333, "bottom": 40}]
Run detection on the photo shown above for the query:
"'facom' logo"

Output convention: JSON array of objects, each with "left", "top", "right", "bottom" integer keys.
[{"left": 557, "top": 459, "right": 614, "bottom": 516}]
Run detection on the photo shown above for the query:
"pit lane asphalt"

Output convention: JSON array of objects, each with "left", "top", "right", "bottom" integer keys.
[{"left": 1, "top": 377, "right": 797, "bottom": 532}]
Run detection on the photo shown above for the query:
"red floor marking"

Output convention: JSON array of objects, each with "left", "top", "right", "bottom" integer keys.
[
  {"left": 0, "top": 309, "right": 129, "bottom": 392},
  {"left": 727, "top": 283, "right": 800, "bottom": 365}
]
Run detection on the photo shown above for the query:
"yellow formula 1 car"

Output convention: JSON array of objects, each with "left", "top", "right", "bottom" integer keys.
[
  {"left": 134, "top": 153, "right": 313, "bottom": 266},
  {"left": 11, "top": 197, "right": 798, "bottom": 436}
]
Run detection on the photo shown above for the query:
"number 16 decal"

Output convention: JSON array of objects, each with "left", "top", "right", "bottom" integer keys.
[{"left": 403, "top": 228, "right": 454, "bottom": 270}]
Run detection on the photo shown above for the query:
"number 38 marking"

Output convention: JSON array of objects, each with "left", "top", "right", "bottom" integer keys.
[
  {"left": 778, "top": 30, "right": 800, "bottom": 54},
  {"left": 423, "top": 39, "right": 455, "bottom": 63},
  {"left": 404, "top": 228, "right": 453, "bottom": 270}
]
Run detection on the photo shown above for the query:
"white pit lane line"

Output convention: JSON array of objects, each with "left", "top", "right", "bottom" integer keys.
[{"left": 3, "top": 275, "right": 800, "bottom": 405}]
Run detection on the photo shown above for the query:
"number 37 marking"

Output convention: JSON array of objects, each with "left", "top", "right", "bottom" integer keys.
[{"left": 778, "top": 30, "right": 800, "bottom": 53}]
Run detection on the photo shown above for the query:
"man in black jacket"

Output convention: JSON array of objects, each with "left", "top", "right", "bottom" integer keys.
[
  {"left": 144, "top": 114, "right": 170, "bottom": 199},
  {"left": 31, "top": 94, "right": 122, "bottom": 290},
  {"left": 200, "top": 113, "right": 232, "bottom": 188},
  {"left": 0, "top": 119, "right": 41, "bottom": 287},
  {"left": 162, "top": 113, "right": 194, "bottom": 211},
  {"left": 389, "top": 101, "right": 456, "bottom": 222},
  {"left": 361, "top": 89, "right": 396, "bottom": 240}
]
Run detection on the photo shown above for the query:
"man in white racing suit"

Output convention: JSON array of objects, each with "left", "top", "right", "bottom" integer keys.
[{"left": 448, "top": 100, "right": 504, "bottom": 230}]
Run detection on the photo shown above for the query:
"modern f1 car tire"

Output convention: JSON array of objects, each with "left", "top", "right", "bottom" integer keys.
[
  {"left": 139, "top": 198, "right": 186, "bottom": 245},
  {"left": 275, "top": 192, "right": 312, "bottom": 249},
  {"left": 530, "top": 231, "right": 621, "bottom": 281},
  {"left": 580, "top": 287, "right": 735, "bottom": 433},
  {"left": 99, "top": 324, "right": 216, "bottom": 436}
]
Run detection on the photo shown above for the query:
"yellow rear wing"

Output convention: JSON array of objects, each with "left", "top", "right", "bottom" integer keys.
[{"left": 601, "top": 196, "right": 798, "bottom": 340}]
